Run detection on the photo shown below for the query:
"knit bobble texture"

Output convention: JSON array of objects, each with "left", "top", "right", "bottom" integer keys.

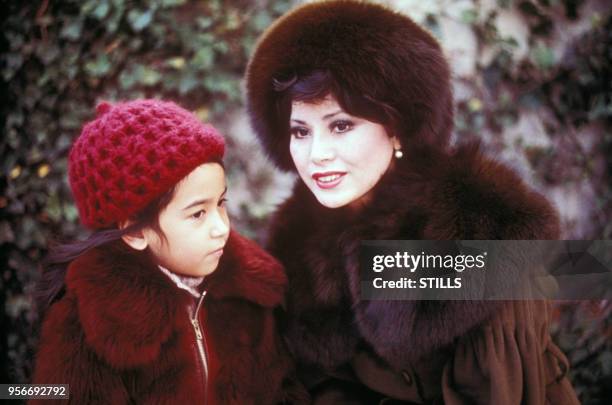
[
  {"left": 96, "top": 101, "right": 112, "bottom": 116},
  {"left": 68, "top": 99, "right": 225, "bottom": 229}
]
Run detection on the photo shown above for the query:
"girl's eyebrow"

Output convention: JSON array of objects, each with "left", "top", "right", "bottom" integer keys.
[{"left": 182, "top": 187, "right": 227, "bottom": 211}]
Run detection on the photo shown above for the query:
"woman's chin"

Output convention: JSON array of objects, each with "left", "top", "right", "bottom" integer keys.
[{"left": 312, "top": 192, "right": 352, "bottom": 209}]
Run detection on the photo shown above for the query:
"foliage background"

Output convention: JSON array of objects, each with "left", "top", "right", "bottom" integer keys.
[{"left": 1, "top": 0, "right": 610, "bottom": 403}]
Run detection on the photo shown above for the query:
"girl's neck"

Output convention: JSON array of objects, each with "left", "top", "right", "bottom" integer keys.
[{"left": 157, "top": 265, "right": 204, "bottom": 298}]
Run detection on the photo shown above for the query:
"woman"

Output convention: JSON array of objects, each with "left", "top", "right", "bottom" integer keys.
[{"left": 245, "top": 1, "right": 579, "bottom": 404}]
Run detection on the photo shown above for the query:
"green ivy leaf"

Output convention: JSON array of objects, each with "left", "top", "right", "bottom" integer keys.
[
  {"left": 140, "top": 66, "right": 161, "bottom": 86},
  {"left": 45, "top": 192, "right": 62, "bottom": 222},
  {"left": 197, "top": 16, "right": 214, "bottom": 30},
  {"left": 212, "top": 41, "right": 228, "bottom": 55},
  {"left": 2, "top": 53, "right": 23, "bottom": 81},
  {"left": 5, "top": 30, "right": 24, "bottom": 51},
  {"left": 55, "top": 133, "right": 73, "bottom": 151},
  {"left": 203, "top": 73, "right": 237, "bottom": 96},
  {"left": 161, "top": 0, "right": 187, "bottom": 7},
  {"left": 59, "top": 112, "right": 83, "bottom": 130},
  {"left": 191, "top": 47, "right": 214, "bottom": 70},
  {"left": 461, "top": 9, "right": 479, "bottom": 25},
  {"left": 128, "top": 9, "right": 154, "bottom": 32},
  {"left": 84, "top": 53, "right": 111, "bottom": 77},
  {"left": 92, "top": 2, "right": 110, "bottom": 20},
  {"left": 166, "top": 57, "right": 186, "bottom": 70},
  {"left": 160, "top": 72, "right": 181, "bottom": 91},
  {"left": 424, "top": 14, "right": 442, "bottom": 39},
  {"left": 106, "top": 1, "right": 126, "bottom": 34},
  {"left": 179, "top": 72, "right": 200, "bottom": 95},
  {"left": 36, "top": 43, "right": 60, "bottom": 65},
  {"left": 16, "top": 217, "right": 36, "bottom": 250},
  {"left": 532, "top": 44, "right": 555, "bottom": 69},
  {"left": 60, "top": 19, "right": 83, "bottom": 41},
  {"left": 251, "top": 11, "right": 272, "bottom": 32},
  {"left": 63, "top": 202, "right": 79, "bottom": 222}
]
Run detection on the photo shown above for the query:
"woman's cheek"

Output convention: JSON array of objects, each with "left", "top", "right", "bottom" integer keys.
[{"left": 289, "top": 140, "right": 309, "bottom": 173}]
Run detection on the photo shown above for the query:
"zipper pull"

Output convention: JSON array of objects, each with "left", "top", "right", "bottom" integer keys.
[{"left": 191, "top": 319, "right": 203, "bottom": 340}]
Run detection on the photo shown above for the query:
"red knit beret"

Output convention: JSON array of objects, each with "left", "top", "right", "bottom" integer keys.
[{"left": 68, "top": 99, "right": 225, "bottom": 229}]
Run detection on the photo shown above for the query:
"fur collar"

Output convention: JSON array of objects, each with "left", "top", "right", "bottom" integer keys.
[
  {"left": 271, "top": 142, "right": 560, "bottom": 369},
  {"left": 65, "top": 230, "right": 286, "bottom": 368}
]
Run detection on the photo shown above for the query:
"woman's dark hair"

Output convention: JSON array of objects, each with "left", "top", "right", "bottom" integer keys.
[
  {"left": 34, "top": 183, "right": 178, "bottom": 321},
  {"left": 273, "top": 69, "right": 402, "bottom": 138}
]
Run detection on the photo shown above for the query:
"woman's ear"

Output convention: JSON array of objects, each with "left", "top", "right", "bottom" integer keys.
[
  {"left": 391, "top": 136, "right": 402, "bottom": 151},
  {"left": 119, "top": 220, "right": 149, "bottom": 251}
]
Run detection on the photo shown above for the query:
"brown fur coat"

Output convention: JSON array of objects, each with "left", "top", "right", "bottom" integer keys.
[{"left": 267, "top": 143, "right": 579, "bottom": 404}]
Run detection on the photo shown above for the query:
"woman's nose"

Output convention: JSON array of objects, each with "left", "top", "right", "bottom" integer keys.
[{"left": 310, "top": 132, "right": 335, "bottom": 164}]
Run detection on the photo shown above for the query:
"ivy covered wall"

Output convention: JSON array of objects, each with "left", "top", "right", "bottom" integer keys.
[{"left": 1, "top": 0, "right": 610, "bottom": 402}]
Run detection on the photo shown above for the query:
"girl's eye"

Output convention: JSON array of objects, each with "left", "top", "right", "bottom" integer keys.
[
  {"left": 332, "top": 120, "right": 353, "bottom": 133},
  {"left": 290, "top": 126, "right": 310, "bottom": 139},
  {"left": 218, "top": 198, "right": 228, "bottom": 207},
  {"left": 191, "top": 210, "right": 206, "bottom": 219}
]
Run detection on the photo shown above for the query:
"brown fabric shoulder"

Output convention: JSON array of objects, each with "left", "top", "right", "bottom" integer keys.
[{"left": 441, "top": 301, "right": 579, "bottom": 404}]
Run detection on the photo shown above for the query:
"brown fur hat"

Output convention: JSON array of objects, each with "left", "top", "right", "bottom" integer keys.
[{"left": 245, "top": 0, "right": 454, "bottom": 171}]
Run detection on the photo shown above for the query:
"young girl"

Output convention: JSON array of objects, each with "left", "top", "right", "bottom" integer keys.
[{"left": 31, "top": 99, "right": 299, "bottom": 404}]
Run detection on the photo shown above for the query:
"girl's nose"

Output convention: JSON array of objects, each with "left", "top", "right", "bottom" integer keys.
[{"left": 210, "top": 210, "right": 229, "bottom": 239}]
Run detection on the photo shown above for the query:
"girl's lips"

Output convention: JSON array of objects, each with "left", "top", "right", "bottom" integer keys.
[
  {"left": 208, "top": 248, "right": 224, "bottom": 258},
  {"left": 312, "top": 172, "right": 346, "bottom": 190}
]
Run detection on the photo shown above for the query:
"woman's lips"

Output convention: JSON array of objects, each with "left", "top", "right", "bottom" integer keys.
[{"left": 312, "top": 172, "right": 346, "bottom": 189}]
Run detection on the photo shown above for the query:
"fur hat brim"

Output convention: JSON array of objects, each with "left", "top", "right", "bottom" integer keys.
[{"left": 245, "top": 0, "right": 454, "bottom": 171}]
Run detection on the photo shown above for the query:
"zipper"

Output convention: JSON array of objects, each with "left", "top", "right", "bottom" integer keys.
[{"left": 189, "top": 290, "right": 209, "bottom": 405}]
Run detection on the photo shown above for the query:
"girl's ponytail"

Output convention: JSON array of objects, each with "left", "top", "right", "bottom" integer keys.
[
  {"left": 35, "top": 185, "right": 176, "bottom": 321},
  {"left": 36, "top": 228, "right": 125, "bottom": 319}
]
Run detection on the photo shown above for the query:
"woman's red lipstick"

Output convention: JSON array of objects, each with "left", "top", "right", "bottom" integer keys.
[{"left": 312, "top": 172, "right": 346, "bottom": 189}]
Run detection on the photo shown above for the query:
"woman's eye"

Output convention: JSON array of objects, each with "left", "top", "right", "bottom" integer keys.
[
  {"left": 191, "top": 210, "right": 206, "bottom": 219},
  {"left": 290, "top": 126, "right": 309, "bottom": 139},
  {"left": 218, "top": 198, "right": 228, "bottom": 207},
  {"left": 332, "top": 120, "right": 353, "bottom": 133}
]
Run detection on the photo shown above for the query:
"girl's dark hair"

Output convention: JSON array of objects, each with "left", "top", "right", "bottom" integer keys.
[
  {"left": 273, "top": 69, "right": 402, "bottom": 138},
  {"left": 34, "top": 184, "right": 177, "bottom": 320}
]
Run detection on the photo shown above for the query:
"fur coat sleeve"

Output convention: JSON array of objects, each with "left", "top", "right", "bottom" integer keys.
[{"left": 30, "top": 290, "right": 133, "bottom": 404}]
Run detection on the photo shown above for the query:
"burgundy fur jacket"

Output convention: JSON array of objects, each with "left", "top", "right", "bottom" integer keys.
[
  {"left": 31, "top": 231, "right": 303, "bottom": 405},
  {"left": 268, "top": 143, "right": 579, "bottom": 404}
]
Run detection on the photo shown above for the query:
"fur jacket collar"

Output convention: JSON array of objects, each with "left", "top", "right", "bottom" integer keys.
[
  {"left": 267, "top": 142, "right": 560, "bottom": 371},
  {"left": 65, "top": 230, "right": 287, "bottom": 369}
]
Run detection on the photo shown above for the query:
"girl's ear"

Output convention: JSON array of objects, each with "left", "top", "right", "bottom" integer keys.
[{"left": 119, "top": 220, "right": 149, "bottom": 251}]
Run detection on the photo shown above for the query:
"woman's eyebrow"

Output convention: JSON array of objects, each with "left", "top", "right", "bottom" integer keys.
[
  {"left": 322, "top": 110, "right": 343, "bottom": 120},
  {"left": 291, "top": 110, "right": 344, "bottom": 124}
]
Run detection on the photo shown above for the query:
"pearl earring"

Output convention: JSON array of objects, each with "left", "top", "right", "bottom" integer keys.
[{"left": 394, "top": 148, "right": 403, "bottom": 159}]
